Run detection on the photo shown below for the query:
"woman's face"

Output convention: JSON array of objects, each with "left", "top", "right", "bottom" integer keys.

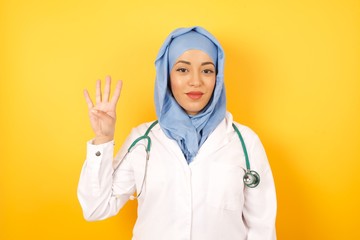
[{"left": 170, "top": 49, "right": 216, "bottom": 115}]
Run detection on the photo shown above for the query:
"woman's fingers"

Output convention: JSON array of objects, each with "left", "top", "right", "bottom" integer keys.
[
  {"left": 95, "top": 79, "right": 102, "bottom": 104},
  {"left": 85, "top": 77, "right": 120, "bottom": 139},
  {"left": 90, "top": 76, "right": 121, "bottom": 108},
  {"left": 103, "top": 75, "right": 111, "bottom": 102},
  {"left": 110, "top": 80, "right": 123, "bottom": 106},
  {"left": 83, "top": 89, "right": 94, "bottom": 109}
]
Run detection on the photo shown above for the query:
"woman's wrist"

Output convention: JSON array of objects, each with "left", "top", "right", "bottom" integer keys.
[{"left": 93, "top": 136, "right": 114, "bottom": 145}]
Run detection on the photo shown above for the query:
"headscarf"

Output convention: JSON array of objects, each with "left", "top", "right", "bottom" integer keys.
[{"left": 154, "top": 26, "right": 226, "bottom": 163}]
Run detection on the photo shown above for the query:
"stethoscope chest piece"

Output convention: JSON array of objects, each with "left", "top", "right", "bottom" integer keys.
[{"left": 243, "top": 170, "right": 260, "bottom": 188}]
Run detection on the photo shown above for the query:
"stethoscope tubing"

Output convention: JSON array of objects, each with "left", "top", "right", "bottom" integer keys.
[{"left": 113, "top": 120, "right": 260, "bottom": 200}]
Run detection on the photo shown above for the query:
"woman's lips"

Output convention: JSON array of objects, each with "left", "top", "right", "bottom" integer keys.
[{"left": 186, "top": 91, "right": 203, "bottom": 100}]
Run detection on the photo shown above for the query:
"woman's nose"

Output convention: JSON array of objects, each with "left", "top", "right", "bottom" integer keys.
[{"left": 189, "top": 72, "right": 202, "bottom": 87}]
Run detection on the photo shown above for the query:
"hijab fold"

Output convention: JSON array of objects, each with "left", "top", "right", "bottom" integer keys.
[{"left": 154, "top": 26, "right": 226, "bottom": 163}]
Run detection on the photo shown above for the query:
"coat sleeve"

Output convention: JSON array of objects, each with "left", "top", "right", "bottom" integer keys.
[
  {"left": 242, "top": 132, "right": 277, "bottom": 240},
  {"left": 77, "top": 130, "right": 138, "bottom": 221}
]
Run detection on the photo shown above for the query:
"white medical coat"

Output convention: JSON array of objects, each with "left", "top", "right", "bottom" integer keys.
[{"left": 77, "top": 112, "right": 277, "bottom": 240}]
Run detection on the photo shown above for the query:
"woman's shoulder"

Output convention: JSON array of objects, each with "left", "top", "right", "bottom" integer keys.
[
  {"left": 225, "top": 112, "right": 261, "bottom": 142},
  {"left": 131, "top": 120, "right": 160, "bottom": 135}
]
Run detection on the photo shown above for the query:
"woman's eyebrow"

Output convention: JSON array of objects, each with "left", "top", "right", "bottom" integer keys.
[
  {"left": 175, "top": 60, "right": 215, "bottom": 67},
  {"left": 175, "top": 60, "right": 191, "bottom": 65},
  {"left": 201, "top": 62, "right": 215, "bottom": 67}
]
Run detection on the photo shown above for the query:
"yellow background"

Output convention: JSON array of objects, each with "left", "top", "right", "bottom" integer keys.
[{"left": 1, "top": 0, "right": 359, "bottom": 239}]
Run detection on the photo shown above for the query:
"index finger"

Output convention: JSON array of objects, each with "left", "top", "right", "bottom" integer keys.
[
  {"left": 83, "top": 89, "right": 94, "bottom": 109},
  {"left": 110, "top": 80, "right": 123, "bottom": 106}
]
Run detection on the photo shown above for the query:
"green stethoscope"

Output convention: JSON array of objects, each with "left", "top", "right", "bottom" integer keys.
[{"left": 114, "top": 120, "right": 260, "bottom": 200}]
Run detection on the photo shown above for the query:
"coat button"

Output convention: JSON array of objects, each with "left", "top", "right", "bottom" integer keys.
[{"left": 95, "top": 151, "right": 101, "bottom": 156}]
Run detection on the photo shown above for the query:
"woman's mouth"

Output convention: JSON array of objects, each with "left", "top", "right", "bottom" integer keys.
[{"left": 186, "top": 91, "right": 203, "bottom": 100}]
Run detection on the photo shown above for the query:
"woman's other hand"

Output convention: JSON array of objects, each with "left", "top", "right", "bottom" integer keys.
[{"left": 83, "top": 76, "right": 122, "bottom": 144}]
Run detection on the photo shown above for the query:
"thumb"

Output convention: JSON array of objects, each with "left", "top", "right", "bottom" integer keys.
[{"left": 90, "top": 109, "right": 114, "bottom": 122}]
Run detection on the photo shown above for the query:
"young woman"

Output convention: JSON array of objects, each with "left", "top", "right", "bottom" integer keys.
[{"left": 78, "top": 26, "right": 277, "bottom": 240}]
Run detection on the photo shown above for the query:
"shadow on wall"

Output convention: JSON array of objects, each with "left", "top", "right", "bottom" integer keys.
[{"left": 267, "top": 141, "right": 317, "bottom": 239}]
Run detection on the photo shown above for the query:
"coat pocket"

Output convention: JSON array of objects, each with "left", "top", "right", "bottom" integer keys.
[{"left": 206, "top": 162, "right": 245, "bottom": 211}]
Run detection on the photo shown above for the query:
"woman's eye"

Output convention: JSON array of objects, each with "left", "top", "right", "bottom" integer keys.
[
  {"left": 203, "top": 69, "right": 215, "bottom": 74},
  {"left": 176, "top": 68, "right": 188, "bottom": 73}
]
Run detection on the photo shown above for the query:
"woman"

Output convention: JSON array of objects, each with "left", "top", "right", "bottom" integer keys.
[{"left": 78, "top": 26, "right": 277, "bottom": 240}]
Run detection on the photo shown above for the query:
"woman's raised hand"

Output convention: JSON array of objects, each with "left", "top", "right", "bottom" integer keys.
[{"left": 84, "top": 76, "right": 122, "bottom": 144}]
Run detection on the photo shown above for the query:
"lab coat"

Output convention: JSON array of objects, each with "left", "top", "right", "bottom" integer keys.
[{"left": 77, "top": 112, "right": 277, "bottom": 240}]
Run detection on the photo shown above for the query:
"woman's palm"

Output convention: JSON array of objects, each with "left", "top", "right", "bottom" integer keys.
[{"left": 84, "top": 76, "right": 122, "bottom": 142}]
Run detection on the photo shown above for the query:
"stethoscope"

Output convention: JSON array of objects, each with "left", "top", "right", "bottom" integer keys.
[{"left": 113, "top": 120, "right": 260, "bottom": 201}]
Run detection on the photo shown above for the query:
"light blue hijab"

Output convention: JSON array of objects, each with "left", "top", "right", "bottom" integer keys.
[{"left": 154, "top": 26, "right": 226, "bottom": 163}]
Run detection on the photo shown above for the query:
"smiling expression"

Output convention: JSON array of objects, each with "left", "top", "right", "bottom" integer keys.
[{"left": 170, "top": 49, "right": 216, "bottom": 115}]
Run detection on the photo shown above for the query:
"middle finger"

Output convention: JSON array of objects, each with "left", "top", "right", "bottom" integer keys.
[{"left": 103, "top": 75, "right": 111, "bottom": 102}]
